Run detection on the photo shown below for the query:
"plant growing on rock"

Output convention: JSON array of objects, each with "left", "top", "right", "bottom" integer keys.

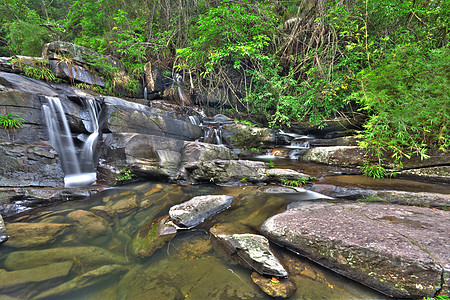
[
  {"left": 116, "top": 168, "right": 132, "bottom": 181},
  {"left": 280, "top": 178, "right": 306, "bottom": 187},
  {"left": 0, "top": 113, "right": 24, "bottom": 140}
]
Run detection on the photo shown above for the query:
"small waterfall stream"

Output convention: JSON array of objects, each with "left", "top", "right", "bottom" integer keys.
[{"left": 43, "top": 96, "right": 100, "bottom": 187}]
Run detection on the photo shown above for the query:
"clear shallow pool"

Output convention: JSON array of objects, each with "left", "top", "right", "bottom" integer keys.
[{"left": 0, "top": 182, "right": 387, "bottom": 299}]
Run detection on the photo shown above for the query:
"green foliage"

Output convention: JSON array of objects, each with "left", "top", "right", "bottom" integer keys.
[
  {"left": 423, "top": 295, "right": 449, "bottom": 300},
  {"left": 280, "top": 178, "right": 306, "bottom": 187},
  {"left": 0, "top": 113, "right": 24, "bottom": 140},
  {"left": 361, "top": 162, "right": 388, "bottom": 179},
  {"left": 356, "top": 45, "right": 450, "bottom": 164},
  {"left": 3, "top": 10, "right": 51, "bottom": 56},
  {"left": 116, "top": 168, "right": 132, "bottom": 181}
]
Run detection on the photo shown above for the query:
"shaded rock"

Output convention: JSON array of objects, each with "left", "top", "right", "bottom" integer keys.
[
  {"left": 260, "top": 201, "right": 449, "bottom": 298},
  {"left": 0, "top": 142, "right": 64, "bottom": 188},
  {"left": 143, "top": 61, "right": 165, "bottom": 95},
  {"left": 98, "top": 133, "right": 185, "bottom": 184},
  {"left": 307, "top": 184, "right": 450, "bottom": 210},
  {"left": 5, "top": 222, "right": 70, "bottom": 248},
  {"left": 101, "top": 104, "right": 203, "bottom": 141},
  {"left": 309, "top": 136, "right": 361, "bottom": 147},
  {"left": 181, "top": 142, "right": 237, "bottom": 163},
  {"left": 215, "top": 233, "right": 288, "bottom": 277},
  {"left": 131, "top": 215, "right": 176, "bottom": 259},
  {"left": 0, "top": 187, "right": 99, "bottom": 218},
  {"left": 48, "top": 60, "right": 105, "bottom": 87},
  {"left": 251, "top": 272, "right": 297, "bottom": 298},
  {"left": 4, "top": 246, "right": 128, "bottom": 271},
  {"left": 400, "top": 166, "right": 450, "bottom": 184},
  {"left": 33, "top": 264, "right": 128, "bottom": 300},
  {"left": 0, "top": 261, "right": 73, "bottom": 291},
  {"left": 0, "top": 214, "right": 7, "bottom": 244},
  {"left": 169, "top": 195, "right": 234, "bottom": 228},
  {"left": 67, "top": 210, "right": 112, "bottom": 241},
  {"left": 42, "top": 41, "right": 125, "bottom": 75}
]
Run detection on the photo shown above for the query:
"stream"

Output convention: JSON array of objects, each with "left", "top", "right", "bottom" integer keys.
[{"left": 1, "top": 159, "right": 447, "bottom": 299}]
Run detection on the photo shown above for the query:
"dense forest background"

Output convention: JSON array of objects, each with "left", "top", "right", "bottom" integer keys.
[{"left": 1, "top": 0, "right": 449, "bottom": 174}]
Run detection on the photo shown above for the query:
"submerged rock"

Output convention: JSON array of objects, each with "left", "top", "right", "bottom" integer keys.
[
  {"left": 131, "top": 215, "right": 176, "bottom": 259},
  {"left": 215, "top": 233, "right": 288, "bottom": 277},
  {"left": 169, "top": 195, "right": 234, "bottom": 228},
  {"left": 3, "top": 246, "right": 128, "bottom": 271},
  {"left": 33, "top": 264, "right": 129, "bottom": 300},
  {"left": 251, "top": 272, "right": 297, "bottom": 298},
  {"left": 5, "top": 222, "right": 70, "bottom": 248},
  {"left": 0, "top": 261, "right": 73, "bottom": 291},
  {"left": 260, "top": 201, "right": 449, "bottom": 298},
  {"left": 67, "top": 210, "right": 112, "bottom": 241}
]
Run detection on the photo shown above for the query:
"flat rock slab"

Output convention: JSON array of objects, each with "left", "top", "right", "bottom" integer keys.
[
  {"left": 215, "top": 233, "right": 288, "bottom": 277},
  {"left": 260, "top": 201, "right": 450, "bottom": 298},
  {"left": 169, "top": 195, "right": 234, "bottom": 228},
  {"left": 0, "top": 261, "right": 73, "bottom": 290}
]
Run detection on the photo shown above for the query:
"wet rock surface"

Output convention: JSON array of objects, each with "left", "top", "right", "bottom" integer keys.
[
  {"left": 214, "top": 233, "right": 288, "bottom": 277},
  {"left": 4, "top": 222, "right": 70, "bottom": 248},
  {"left": 251, "top": 272, "right": 297, "bottom": 298},
  {"left": 169, "top": 195, "right": 234, "bottom": 228},
  {"left": 261, "top": 201, "right": 449, "bottom": 298}
]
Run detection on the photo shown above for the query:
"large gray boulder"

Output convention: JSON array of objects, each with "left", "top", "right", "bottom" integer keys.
[
  {"left": 98, "top": 133, "right": 185, "bottom": 184},
  {"left": 0, "top": 142, "right": 64, "bottom": 187},
  {"left": 260, "top": 201, "right": 450, "bottom": 298},
  {"left": 169, "top": 195, "right": 234, "bottom": 228}
]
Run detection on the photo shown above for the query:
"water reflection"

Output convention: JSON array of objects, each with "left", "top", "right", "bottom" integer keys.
[{"left": 0, "top": 182, "right": 386, "bottom": 299}]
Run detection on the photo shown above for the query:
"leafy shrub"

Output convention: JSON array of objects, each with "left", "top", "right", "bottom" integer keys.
[
  {"left": 0, "top": 113, "right": 24, "bottom": 140},
  {"left": 356, "top": 45, "right": 449, "bottom": 166}
]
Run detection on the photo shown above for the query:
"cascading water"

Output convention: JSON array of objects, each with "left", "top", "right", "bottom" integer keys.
[{"left": 43, "top": 96, "right": 100, "bottom": 187}]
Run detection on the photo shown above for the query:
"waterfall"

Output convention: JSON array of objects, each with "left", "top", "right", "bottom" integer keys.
[{"left": 43, "top": 96, "right": 99, "bottom": 188}]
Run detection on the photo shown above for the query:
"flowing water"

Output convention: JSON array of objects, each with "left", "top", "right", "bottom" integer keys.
[
  {"left": 0, "top": 181, "right": 388, "bottom": 299},
  {"left": 43, "top": 97, "right": 100, "bottom": 188}
]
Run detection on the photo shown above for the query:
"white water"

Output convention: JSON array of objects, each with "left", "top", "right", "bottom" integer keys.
[{"left": 43, "top": 96, "right": 100, "bottom": 187}]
